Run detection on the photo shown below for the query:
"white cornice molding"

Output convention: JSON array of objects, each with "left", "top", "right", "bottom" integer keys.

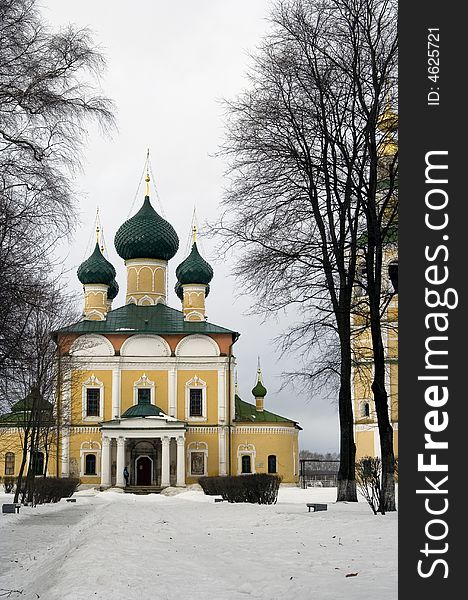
[{"left": 233, "top": 426, "right": 298, "bottom": 435}]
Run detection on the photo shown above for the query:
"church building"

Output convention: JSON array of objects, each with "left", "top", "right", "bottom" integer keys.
[{"left": 45, "top": 172, "right": 301, "bottom": 490}]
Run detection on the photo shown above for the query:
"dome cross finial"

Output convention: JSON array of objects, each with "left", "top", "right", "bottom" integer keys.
[
  {"left": 192, "top": 224, "right": 197, "bottom": 244},
  {"left": 145, "top": 148, "right": 150, "bottom": 197}
]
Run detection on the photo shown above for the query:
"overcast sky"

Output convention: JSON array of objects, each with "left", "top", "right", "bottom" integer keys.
[{"left": 42, "top": 0, "right": 339, "bottom": 453}]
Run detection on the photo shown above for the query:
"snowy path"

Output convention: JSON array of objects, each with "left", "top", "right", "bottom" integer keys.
[{"left": 0, "top": 488, "right": 397, "bottom": 600}]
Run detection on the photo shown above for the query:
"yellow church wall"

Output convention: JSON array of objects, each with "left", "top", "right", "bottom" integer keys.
[
  {"left": 353, "top": 363, "right": 373, "bottom": 418},
  {"left": 231, "top": 428, "right": 299, "bottom": 483},
  {"left": 68, "top": 428, "right": 102, "bottom": 484},
  {"left": 393, "top": 430, "right": 398, "bottom": 458},
  {"left": 355, "top": 430, "right": 375, "bottom": 459},
  {"left": 0, "top": 428, "right": 59, "bottom": 478},
  {"left": 70, "top": 369, "right": 113, "bottom": 424},
  {"left": 353, "top": 329, "right": 373, "bottom": 359},
  {"left": 120, "top": 370, "right": 169, "bottom": 415},
  {"left": 176, "top": 370, "right": 218, "bottom": 423},
  {"left": 184, "top": 430, "right": 219, "bottom": 484}
]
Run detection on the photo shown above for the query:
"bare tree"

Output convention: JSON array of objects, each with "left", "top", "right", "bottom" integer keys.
[
  {"left": 0, "top": 0, "right": 114, "bottom": 373},
  {"left": 214, "top": 0, "right": 397, "bottom": 503}
]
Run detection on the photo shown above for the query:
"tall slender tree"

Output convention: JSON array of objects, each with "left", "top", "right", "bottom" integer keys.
[{"left": 214, "top": 0, "right": 397, "bottom": 504}]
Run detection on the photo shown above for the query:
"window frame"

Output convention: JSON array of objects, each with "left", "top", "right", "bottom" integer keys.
[
  {"left": 241, "top": 454, "right": 252, "bottom": 474},
  {"left": 86, "top": 388, "right": 101, "bottom": 417},
  {"left": 185, "top": 376, "right": 207, "bottom": 422},
  {"left": 187, "top": 442, "right": 208, "bottom": 477},
  {"left": 267, "top": 454, "right": 277, "bottom": 474},
  {"left": 4, "top": 452, "right": 15, "bottom": 475},
  {"left": 82, "top": 375, "right": 104, "bottom": 421},
  {"left": 31, "top": 451, "right": 44, "bottom": 476},
  {"left": 237, "top": 444, "right": 256, "bottom": 475},
  {"left": 189, "top": 388, "right": 203, "bottom": 417},
  {"left": 84, "top": 453, "right": 97, "bottom": 476},
  {"left": 133, "top": 374, "right": 155, "bottom": 406}
]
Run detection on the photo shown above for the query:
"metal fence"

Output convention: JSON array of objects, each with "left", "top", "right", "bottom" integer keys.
[{"left": 299, "top": 459, "right": 340, "bottom": 488}]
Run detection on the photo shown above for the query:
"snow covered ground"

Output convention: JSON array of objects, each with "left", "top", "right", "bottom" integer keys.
[{"left": 0, "top": 486, "right": 397, "bottom": 600}]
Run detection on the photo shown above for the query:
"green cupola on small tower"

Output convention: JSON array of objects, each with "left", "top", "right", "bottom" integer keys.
[
  {"left": 252, "top": 361, "right": 267, "bottom": 412},
  {"left": 77, "top": 226, "right": 117, "bottom": 321},
  {"left": 77, "top": 242, "right": 116, "bottom": 286},
  {"left": 175, "top": 225, "right": 213, "bottom": 321},
  {"left": 114, "top": 164, "right": 179, "bottom": 306}
]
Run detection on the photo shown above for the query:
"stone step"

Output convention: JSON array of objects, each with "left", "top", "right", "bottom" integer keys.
[{"left": 124, "top": 486, "right": 162, "bottom": 495}]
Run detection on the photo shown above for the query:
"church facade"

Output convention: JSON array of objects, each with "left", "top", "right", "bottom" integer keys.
[{"left": 43, "top": 174, "right": 301, "bottom": 490}]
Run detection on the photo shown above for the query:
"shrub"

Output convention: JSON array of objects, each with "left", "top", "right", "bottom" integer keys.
[
  {"left": 200, "top": 474, "right": 281, "bottom": 504},
  {"left": 356, "top": 456, "right": 382, "bottom": 515},
  {"left": 1, "top": 476, "right": 16, "bottom": 493},
  {"left": 32, "top": 477, "right": 80, "bottom": 505},
  {"left": 198, "top": 476, "right": 224, "bottom": 496}
]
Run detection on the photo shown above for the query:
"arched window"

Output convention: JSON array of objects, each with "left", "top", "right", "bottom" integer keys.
[
  {"left": 361, "top": 402, "right": 370, "bottom": 418},
  {"left": 85, "top": 454, "right": 97, "bottom": 475},
  {"left": 4, "top": 452, "right": 15, "bottom": 475},
  {"left": 241, "top": 455, "right": 252, "bottom": 474},
  {"left": 388, "top": 261, "right": 398, "bottom": 293},
  {"left": 32, "top": 451, "right": 44, "bottom": 476},
  {"left": 268, "top": 455, "right": 277, "bottom": 474}
]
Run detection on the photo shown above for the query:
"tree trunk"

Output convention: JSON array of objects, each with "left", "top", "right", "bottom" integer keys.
[
  {"left": 370, "top": 310, "right": 396, "bottom": 512},
  {"left": 336, "top": 318, "right": 358, "bottom": 502}
]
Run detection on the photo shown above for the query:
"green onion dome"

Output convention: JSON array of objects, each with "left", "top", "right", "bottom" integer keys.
[
  {"left": 121, "top": 403, "right": 165, "bottom": 418},
  {"left": 77, "top": 243, "right": 116, "bottom": 286},
  {"left": 114, "top": 196, "right": 179, "bottom": 261},
  {"left": 175, "top": 242, "right": 214, "bottom": 286},
  {"left": 252, "top": 378, "right": 267, "bottom": 398},
  {"left": 107, "top": 278, "right": 119, "bottom": 301},
  {"left": 175, "top": 280, "right": 210, "bottom": 301}
]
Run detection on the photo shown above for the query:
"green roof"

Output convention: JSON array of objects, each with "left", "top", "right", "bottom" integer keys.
[
  {"left": 1, "top": 391, "right": 54, "bottom": 426},
  {"left": 77, "top": 243, "right": 116, "bottom": 285},
  {"left": 54, "top": 302, "right": 239, "bottom": 339},
  {"left": 176, "top": 242, "right": 214, "bottom": 286},
  {"left": 357, "top": 223, "right": 398, "bottom": 248},
  {"left": 12, "top": 394, "right": 53, "bottom": 413},
  {"left": 234, "top": 395, "right": 299, "bottom": 426},
  {"left": 114, "top": 196, "right": 179, "bottom": 261},
  {"left": 121, "top": 403, "right": 165, "bottom": 418}
]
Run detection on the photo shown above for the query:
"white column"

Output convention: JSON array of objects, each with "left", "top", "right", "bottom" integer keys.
[
  {"left": 161, "top": 436, "right": 170, "bottom": 487},
  {"left": 112, "top": 368, "right": 120, "bottom": 419},
  {"left": 168, "top": 367, "right": 177, "bottom": 417},
  {"left": 218, "top": 426, "right": 227, "bottom": 476},
  {"left": 61, "top": 428, "right": 70, "bottom": 477},
  {"left": 217, "top": 367, "right": 226, "bottom": 423},
  {"left": 101, "top": 437, "right": 111, "bottom": 487},
  {"left": 116, "top": 437, "right": 126, "bottom": 488},
  {"left": 176, "top": 436, "right": 186, "bottom": 486}
]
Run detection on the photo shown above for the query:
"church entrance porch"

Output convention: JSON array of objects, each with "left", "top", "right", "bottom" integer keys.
[{"left": 99, "top": 415, "right": 186, "bottom": 490}]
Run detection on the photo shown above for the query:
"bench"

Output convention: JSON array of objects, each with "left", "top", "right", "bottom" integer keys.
[
  {"left": 66, "top": 498, "right": 77, "bottom": 503},
  {"left": 214, "top": 498, "right": 225, "bottom": 503},
  {"left": 2, "top": 503, "right": 21, "bottom": 514},
  {"left": 306, "top": 503, "right": 327, "bottom": 512}
]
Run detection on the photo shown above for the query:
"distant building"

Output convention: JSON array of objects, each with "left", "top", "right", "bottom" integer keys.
[{"left": 352, "top": 103, "right": 398, "bottom": 460}]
